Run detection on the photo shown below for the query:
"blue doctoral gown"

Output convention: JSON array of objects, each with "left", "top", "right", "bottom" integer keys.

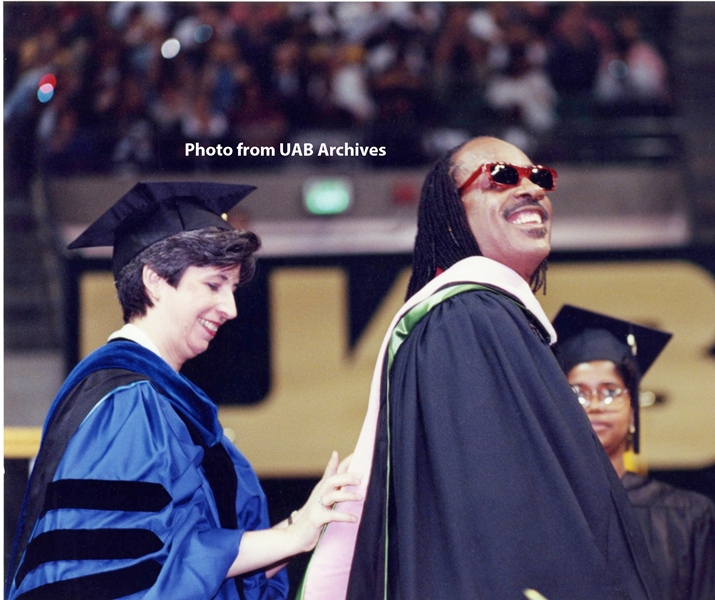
[{"left": 7, "top": 340, "right": 289, "bottom": 600}]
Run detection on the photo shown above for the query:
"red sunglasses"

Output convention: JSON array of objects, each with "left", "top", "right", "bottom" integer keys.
[{"left": 458, "top": 162, "right": 557, "bottom": 193}]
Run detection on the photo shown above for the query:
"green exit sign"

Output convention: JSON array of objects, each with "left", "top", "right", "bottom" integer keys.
[{"left": 303, "top": 178, "right": 353, "bottom": 216}]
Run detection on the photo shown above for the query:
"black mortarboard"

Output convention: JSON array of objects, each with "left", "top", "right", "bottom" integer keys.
[
  {"left": 68, "top": 181, "right": 256, "bottom": 278},
  {"left": 553, "top": 305, "right": 672, "bottom": 377},
  {"left": 553, "top": 304, "right": 672, "bottom": 453}
]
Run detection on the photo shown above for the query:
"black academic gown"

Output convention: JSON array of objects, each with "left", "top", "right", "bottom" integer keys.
[
  {"left": 347, "top": 289, "right": 661, "bottom": 600},
  {"left": 623, "top": 472, "right": 715, "bottom": 600}
]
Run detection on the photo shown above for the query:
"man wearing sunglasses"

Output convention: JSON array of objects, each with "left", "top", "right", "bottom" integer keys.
[{"left": 302, "top": 137, "right": 661, "bottom": 600}]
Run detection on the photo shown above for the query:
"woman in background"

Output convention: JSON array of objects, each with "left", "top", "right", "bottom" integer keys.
[{"left": 555, "top": 304, "right": 715, "bottom": 600}]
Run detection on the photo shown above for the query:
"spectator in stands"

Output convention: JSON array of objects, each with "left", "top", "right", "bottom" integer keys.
[
  {"left": 483, "top": 18, "right": 557, "bottom": 151},
  {"left": 431, "top": 3, "right": 490, "bottom": 130},
  {"left": 363, "top": 22, "right": 430, "bottom": 165},
  {"left": 546, "top": 2, "right": 603, "bottom": 118},
  {"left": 89, "top": 43, "right": 123, "bottom": 124},
  {"left": 180, "top": 90, "right": 230, "bottom": 170},
  {"left": 330, "top": 44, "right": 375, "bottom": 125},
  {"left": 271, "top": 36, "right": 321, "bottom": 130},
  {"left": 4, "top": 25, "right": 60, "bottom": 125},
  {"left": 111, "top": 76, "right": 157, "bottom": 173},
  {"left": 231, "top": 2, "right": 288, "bottom": 94},
  {"left": 594, "top": 13, "right": 670, "bottom": 113},
  {"left": 231, "top": 77, "right": 288, "bottom": 166},
  {"left": 40, "top": 104, "right": 98, "bottom": 175},
  {"left": 151, "top": 80, "right": 189, "bottom": 133},
  {"left": 119, "top": 3, "right": 167, "bottom": 79},
  {"left": 149, "top": 79, "right": 190, "bottom": 170},
  {"left": 201, "top": 39, "right": 250, "bottom": 115}
]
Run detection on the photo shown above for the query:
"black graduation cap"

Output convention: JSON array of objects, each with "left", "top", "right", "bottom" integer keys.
[
  {"left": 68, "top": 181, "right": 256, "bottom": 278},
  {"left": 553, "top": 305, "right": 672, "bottom": 377},
  {"left": 553, "top": 304, "right": 672, "bottom": 453}
]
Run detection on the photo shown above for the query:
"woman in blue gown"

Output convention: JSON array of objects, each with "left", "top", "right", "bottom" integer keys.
[{"left": 7, "top": 181, "right": 362, "bottom": 600}]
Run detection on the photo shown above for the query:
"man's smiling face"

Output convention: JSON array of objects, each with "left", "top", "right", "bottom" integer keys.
[{"left": 453, "top": 137, "right": 553, "bottom": 283}]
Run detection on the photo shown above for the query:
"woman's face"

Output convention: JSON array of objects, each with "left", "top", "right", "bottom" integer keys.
[
  {"left": 566, "top": 360, "right": 634, "bottom": 461},
  {"left": 150, "top": 264, "right": 240, "bottom": 370}
]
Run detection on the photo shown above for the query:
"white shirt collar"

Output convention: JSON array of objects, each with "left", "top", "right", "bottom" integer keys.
[{"left": 108, "top": 323, "right": 164, "bottom": 357}]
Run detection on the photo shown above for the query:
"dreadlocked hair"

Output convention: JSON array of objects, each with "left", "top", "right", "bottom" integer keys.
[
  {"left": 406, "top": 142, "right": 550, "bottom": 299},
  {"left": 531, "top": 258, "right": 548, "bottom": 295},
  {"left": 406, "top": 145, "right": 481, "bottom": 300}
]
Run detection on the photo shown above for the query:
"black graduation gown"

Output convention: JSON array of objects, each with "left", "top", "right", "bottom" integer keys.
[
  {"left": 623, "top": 472, "right": 715, "bottom": 600},
  {"left": 347, "top": 289, "right": 661, "bottom": 600}
]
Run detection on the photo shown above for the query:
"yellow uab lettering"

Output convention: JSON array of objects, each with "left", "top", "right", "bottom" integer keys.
[{"left": 65, "top": 260, "right": 715, "bottom": 474}]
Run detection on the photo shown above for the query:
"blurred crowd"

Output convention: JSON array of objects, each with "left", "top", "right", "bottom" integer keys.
[{"left": 4, "top": 1, "right": 673, "bottom": 184}]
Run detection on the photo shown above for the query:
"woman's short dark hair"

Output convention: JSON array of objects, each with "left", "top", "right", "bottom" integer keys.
[{"left": 116, "top": 227, "right": 260, "bottom": 322}]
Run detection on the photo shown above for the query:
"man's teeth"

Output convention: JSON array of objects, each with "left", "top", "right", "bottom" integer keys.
[
  {"left": 511, "top": 211, "right": 543, "bottom": 225},
  {"left": 200, "top": 318, "right": 218, "bottom": 332}
]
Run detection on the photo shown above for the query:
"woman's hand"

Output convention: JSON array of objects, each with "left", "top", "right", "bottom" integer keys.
[
  {"left": 285, "top": 451, "right": 362, "bottom": 554},
  {"left": 226, "top": 451, "right": 362, "bottom": 579}
]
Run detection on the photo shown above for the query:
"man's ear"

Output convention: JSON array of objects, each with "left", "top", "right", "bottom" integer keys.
[{"left": 142, "top": 265, "right": 163, "bottom": 303}]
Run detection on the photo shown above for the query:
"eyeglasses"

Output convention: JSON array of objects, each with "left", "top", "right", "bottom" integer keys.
[
  {"left": 458, "top": 162, "right": 557, "bottom": 193},
  {"left": 571, "top": 384, "right": 630, "bottom": 410}
]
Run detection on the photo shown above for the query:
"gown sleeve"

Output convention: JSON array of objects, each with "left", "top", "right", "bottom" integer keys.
[
  {"left": 11, "top": 379, "right": 283, "bottom": 600},
  {"left": 688, "top": 499, "right": 715, "bottom": 600},
  {"left": 625, "top": 473, "right": 715, "bottom": 600}
]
